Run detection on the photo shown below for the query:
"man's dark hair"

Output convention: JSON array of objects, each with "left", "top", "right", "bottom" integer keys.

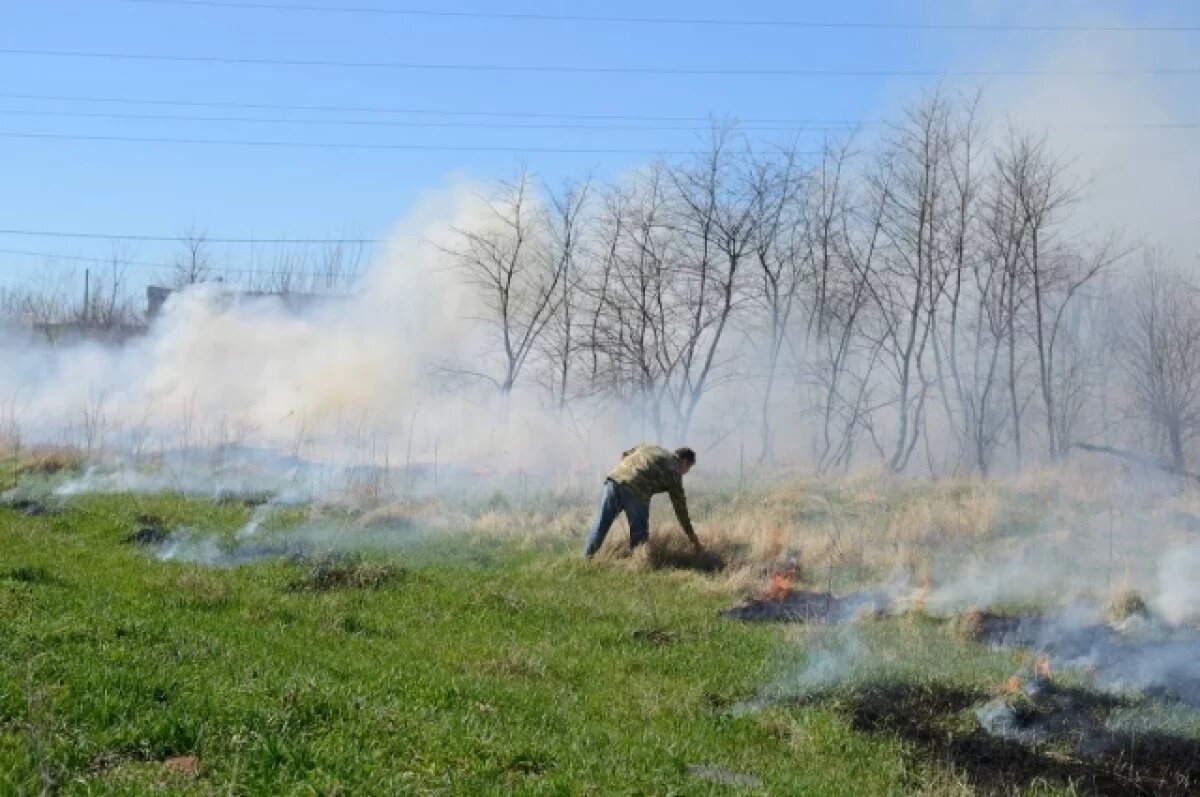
[{"left": 675, "top": 447, "right": 697, "bottom": 465}]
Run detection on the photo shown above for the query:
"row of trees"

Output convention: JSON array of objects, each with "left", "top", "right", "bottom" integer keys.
[
  {"left": 0, "top": 237, "right": 367, "bottom": 331},
  {"left": 444, "top": 91, "right": 1197, "bottom": 476}
]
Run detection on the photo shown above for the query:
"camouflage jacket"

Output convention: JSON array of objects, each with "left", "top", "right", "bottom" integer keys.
[{"left": 607, "top": 444, "right": 695, "bottom": 537}]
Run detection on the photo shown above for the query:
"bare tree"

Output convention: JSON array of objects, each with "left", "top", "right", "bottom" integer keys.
[
  {"left": 442, "top": 172, "right": 567, "bottom": 393},
  {"left": 311, "top": 240, "right": 366, "bottom": 293},
  {"left": 85, "top": 248, "right": 140, "bottom": 327},
  {"left": 953, "top": 149, "right": 1030, "bottom": 474},
  {"left": 586, "top": 162, "right": 680, "bottom": 434},
  {"left": 426, "top": 95, "right": 1133, "bottom": 474},
  {"left": 865, "top": 94, "right": 956, "bottom": 472},
  {"left": 809, "top": 142, "right": 888, "bottom": 473},
  {"left": 928, "top": 93, "right": 985, "bottom": 469},
  {"left": 538, "top": 178, "right": 592, "bottom": 409},
  {"left": 664, "top": 128, "right": 765, "bottom": 439},
  {"left": 748, "top": 145, "right": 808, "bottom": 462},
  {"left": 1117, "top": 257, "right": 1200, "bottom": 472},
  {"left": 1004, "top": 132, "right": 1119, "bottom": 459},
  {"left": 585, "top": 132, "right": 764, "bottom": 439},
  {"left": 173, "top": 229, "right": 214, "bottom": 287}
]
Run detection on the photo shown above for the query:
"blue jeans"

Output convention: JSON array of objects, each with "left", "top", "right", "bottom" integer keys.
[{"left": 583, "top": 480, "right": 649, "bottom": 558}]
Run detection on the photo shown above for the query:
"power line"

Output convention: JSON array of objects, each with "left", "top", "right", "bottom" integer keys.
[
  {"left": 3, "top": 92, "right": 1199, "bottom": 131},
  {"left": 0, "top": 230, "right": 379, "bottom": 244},
  {"left": 0, "top": 131, "right": 715, "bottom": 155},
  {"left": 0, "top": 246, "right": 363, "bottom": 279},
  {"left": 1, "top": 107, "right": 1196, "bottom": 132},
  {"left": 0, "top": 91, "right": 850, "bottom": 124},
  {"left": 3, "top": 47, "right": 1199, "bottom": 77},
  {"left": 123, "top": 0, "right": 1200, "bottom": 33},
  {"left": 3, "top": 131, "right": 1197, "bottom": 159},
  {"left": 0, "top": 108, "right": 856, "bottom": 132},
  {"left": 0, "top": 247, "right": 174, "bottom": 270}
]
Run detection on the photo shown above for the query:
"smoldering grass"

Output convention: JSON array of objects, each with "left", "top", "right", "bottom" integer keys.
[{"left": 744, "top": 617, "right": 1016, "bottom": 713}]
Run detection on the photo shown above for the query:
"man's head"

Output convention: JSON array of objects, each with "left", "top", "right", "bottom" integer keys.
[{"left": 675, "top": 446, "right": 696, "bottom": 476}]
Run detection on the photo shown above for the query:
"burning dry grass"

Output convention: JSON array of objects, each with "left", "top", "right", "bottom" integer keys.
[{"left": 575, "top": 474, "right": 1027, "bottom": 604}]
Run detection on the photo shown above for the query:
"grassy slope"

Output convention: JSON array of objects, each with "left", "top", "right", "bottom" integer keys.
[{"left": 0, "top": 492, "right": 1055, "bottom": 796}]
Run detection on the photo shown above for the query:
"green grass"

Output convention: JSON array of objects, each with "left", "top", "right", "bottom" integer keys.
[
  {"left": 1, "top": 489, "right": 1184, "bottom": 795},
  {"left": 0, "top": 492, "right": 948, "bottom": 796}
]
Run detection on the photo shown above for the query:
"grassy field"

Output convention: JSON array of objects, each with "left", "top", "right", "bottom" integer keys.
[{"left": 1, "top": 471, "right": 1198, "bottom": 795}]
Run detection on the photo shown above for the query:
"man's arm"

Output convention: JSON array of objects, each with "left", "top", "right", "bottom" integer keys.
[{"left": 667, "top": 480, "right": 702, "bottom": 550}]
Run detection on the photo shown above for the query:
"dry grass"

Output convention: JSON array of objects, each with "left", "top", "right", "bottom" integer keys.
[
  {"left": 19, "top": 446, "right": 86, "bottom": 475},
  {"left": 1106, "top": 588, "right": 1149, "bottom": 622},
  {"left": 0, "top": 442, "right": 86, "bottom": 488},
  {"left": 626, "top": 477, "right": 1012, "bottom": 595},
  {"left": 15, "top": 437, "right": 1199, "bottom": 608},
  {"left": 563, "top": 464, "right": 1200, "bottom": 601}
]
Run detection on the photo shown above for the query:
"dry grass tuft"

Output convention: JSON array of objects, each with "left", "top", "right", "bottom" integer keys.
[
  {"left": 22, "top": 446, "right": 85, "bottom": 475},
  {"left": 356, "top": 499, "right": 445, "bottom": 530},
  {"left": 1106, "top": 589, "right": 1149, "bottom": 622}
]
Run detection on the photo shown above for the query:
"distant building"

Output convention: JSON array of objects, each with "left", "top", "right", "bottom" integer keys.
[
  {"left": 145, "top": 285, "right": 337, "bottom": 321},
  {"left": 146, "top": 286, "right": 173, "bottom": 320}
]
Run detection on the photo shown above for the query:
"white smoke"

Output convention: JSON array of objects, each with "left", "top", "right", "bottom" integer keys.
[
  {"left": 938, "top": 0, "right": 1200, "bottom": 261},
  {"left": 0, "top": 180, "right": 635, "bottom": 493},
  {"left": 1154, "top": 544, "right": 1200, "bottom": 624}
]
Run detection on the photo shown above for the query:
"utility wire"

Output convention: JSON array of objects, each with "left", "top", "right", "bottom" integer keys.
[
  {"left": 0, "top": 230, "right": 379, "bottom": 244},
  {"left": 3, "top": 47, "right": 1199, "bottom": 77},
  {"left": 4, "top": 92, "right": 1199, "bottom": 131},
  {"left": 0, "top": 247, "right": 175, "bottom": 270},
  {"left": 0, "top": 91, "right": 852, "bottom": 124},
  {"left": 3, "top": 131, "right": 1196, "bottom": 157},
  {"left": 0, "top": 246, "right": 363, "bottom": 278},
  {"left": 0, "top": 108, "right": 855, "bottom": 132},
  {"left": 0, "top": 131, "right": 720, "bottom": 155},
  {"left": 0, "top": 107, "right": 1196, "bottom": 131},
  {"left": 122, "top": 0, "right": 1200, "bottom": 33}
]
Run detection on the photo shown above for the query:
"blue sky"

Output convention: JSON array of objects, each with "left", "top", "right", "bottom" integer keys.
[{"left": 1, "top": 0, "right": 1197, "bottom": 293}]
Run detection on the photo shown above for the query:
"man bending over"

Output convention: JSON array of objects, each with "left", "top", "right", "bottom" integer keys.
[{"left": 582, "top": 444, "right": 701, "bottom": 558}]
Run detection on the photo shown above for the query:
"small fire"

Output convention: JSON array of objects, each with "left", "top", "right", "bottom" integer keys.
[
  {"left": 763, "top": 566, "right": 798, "bottom": 602},
  {"left": 1035, "top": 656, "right": 1053, "bottom": 680},
  {"left": 1002, "top": 676, "right": 1023, "bottom": 694},
  {"left": 913, "top": 573, "right": 932, "bottom": 614}
]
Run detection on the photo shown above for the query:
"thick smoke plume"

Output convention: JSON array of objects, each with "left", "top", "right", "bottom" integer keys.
[{"left": 1, "top": 183, "right": 639, "bottom": 495}]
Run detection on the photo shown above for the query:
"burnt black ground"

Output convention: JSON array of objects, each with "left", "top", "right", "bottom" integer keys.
[{"left": 797, "top": 681, "right": 1200, "bottom": 796}]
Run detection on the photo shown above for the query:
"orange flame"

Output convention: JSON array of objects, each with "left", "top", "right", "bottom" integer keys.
[
  {"left": 913, "top": 573, "right": 932, "bottom": 614},
  {"left": 763, "top": 567, "right": 797, "bottom": 602},
  {"left": 1002, "top": 676, "right": 1023, "bottom": 694},
  {"left": 1035, "top": 656, "right": 1053, "bottom": 679}
]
